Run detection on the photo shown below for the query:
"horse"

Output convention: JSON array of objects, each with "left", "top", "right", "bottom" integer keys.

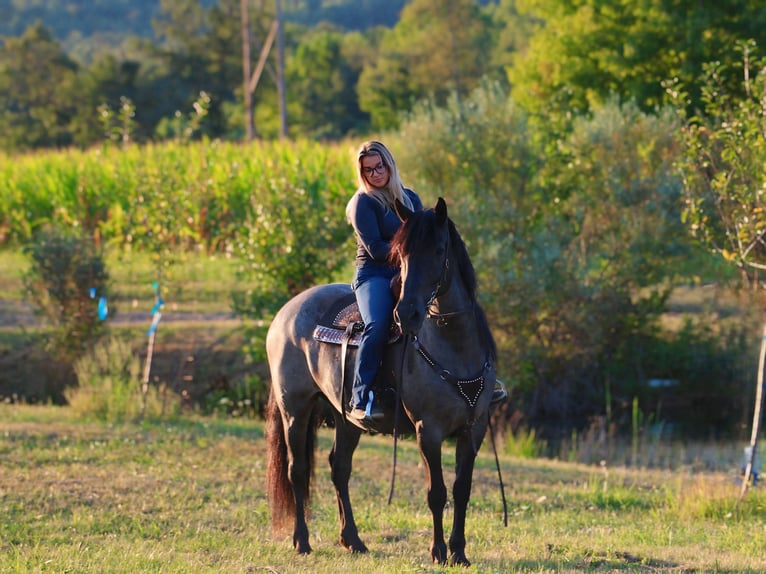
[{"left": 265, "top": 197, "right": 497, "bottom": 566}]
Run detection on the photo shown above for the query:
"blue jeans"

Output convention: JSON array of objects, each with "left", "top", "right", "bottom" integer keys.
[{"left": 351, "top": 273, "right": 395, "bottom": 410}]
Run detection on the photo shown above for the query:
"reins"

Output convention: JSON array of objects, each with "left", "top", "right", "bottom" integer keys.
[{"left": 387, "top": 333, "right": 409, "bottom": 505}]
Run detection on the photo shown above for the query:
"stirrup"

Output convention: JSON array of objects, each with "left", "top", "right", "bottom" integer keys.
[{"left": 490, "top": 380, "right": 508, "bottom": 406}]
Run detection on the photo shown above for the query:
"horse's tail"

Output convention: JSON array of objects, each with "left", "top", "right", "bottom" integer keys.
[{"left": 265, "top": 390, "right": 316, "bottom": 534}]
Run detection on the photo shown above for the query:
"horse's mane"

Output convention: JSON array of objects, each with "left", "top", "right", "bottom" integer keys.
[{"left": 389, "top": 208, "right": 497, "bottom": 361}]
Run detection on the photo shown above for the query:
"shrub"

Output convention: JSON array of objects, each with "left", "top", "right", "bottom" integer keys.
[
  {"left": 68, "top": 335, "right": 168, "bottom": 422},
  {"left": 395, "top": 83, "right": 750, "bottom": 438},
  {"left": 22, "top": 226, "right": 110, "bottom": 365}
]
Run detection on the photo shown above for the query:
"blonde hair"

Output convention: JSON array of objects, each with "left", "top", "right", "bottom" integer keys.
[{"left": 352, "top": 140, "right": 414, "bottom": 212}]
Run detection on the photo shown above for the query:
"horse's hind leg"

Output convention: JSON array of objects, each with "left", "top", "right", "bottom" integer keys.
[
  {"left": 283, "top": 400, "right": 317, "bottom": 554},
  {"left": 329, "top": 412, "right": 368, "bottom": 553}
]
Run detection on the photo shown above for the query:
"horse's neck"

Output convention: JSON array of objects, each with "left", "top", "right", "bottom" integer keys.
[{"left": 421, "top": 270, "right": 484, "bottom": 360}]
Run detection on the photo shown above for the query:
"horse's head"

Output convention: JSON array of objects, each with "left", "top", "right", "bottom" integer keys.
[{"left": 390, "top": 197, "right": 451, "bottom": 336}]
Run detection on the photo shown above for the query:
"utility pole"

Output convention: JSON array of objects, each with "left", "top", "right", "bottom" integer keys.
[
  {"left": 241, "top": 0, "right": 255, "bottom": 141},
  {"left": 275, "top": 0, "right": 288, "bottom": 139},
  {"left": 240, "top": 0, "right": 287, "bottom": 140}
]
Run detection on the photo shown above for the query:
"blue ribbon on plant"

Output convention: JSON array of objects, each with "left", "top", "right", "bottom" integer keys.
[
  {"left": 89, "top": 287, "right": 108, "bottom": 321},
  {"left": 147, "top": 281, "right": 164, "bottom": 336}
]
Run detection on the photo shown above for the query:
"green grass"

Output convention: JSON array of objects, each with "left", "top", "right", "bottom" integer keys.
[
  {"left": 0, "top": 248, "right": 245, "bottom": 316},
  {"left": 1, "top": 405, "right": 765, "bottom": 573},
  {"left": 1, "top": 247, "right": 356, "bottom": 318}
]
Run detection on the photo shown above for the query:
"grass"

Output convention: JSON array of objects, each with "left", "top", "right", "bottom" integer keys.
[
  {"left": 2, "top": 405, "right": 766, "bottom": 573},
  {"left": 0, "top": 248, "right": 248, "bottom": 317}
]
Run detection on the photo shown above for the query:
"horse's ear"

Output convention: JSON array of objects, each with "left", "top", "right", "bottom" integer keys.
[
  {"left": 435, "top": 197, "right": 447, "bottom": 224},
  {"left": 395, "top": 198, "right": 413, "bottom": 221}
]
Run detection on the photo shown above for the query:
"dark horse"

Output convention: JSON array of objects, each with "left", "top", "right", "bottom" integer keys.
[{"left": 265, "top": 197, "right": 497, "bottom": 566}]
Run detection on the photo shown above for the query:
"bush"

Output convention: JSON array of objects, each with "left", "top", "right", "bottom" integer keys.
[
  {"left": 22, "top": 226, "right": 110, "bottom": 365},
  {"left": 395, "top": 83, "right": 750, "bottom": 438},
  {"left": 67, "top": 335, "right": 169, "bottom": 422}
]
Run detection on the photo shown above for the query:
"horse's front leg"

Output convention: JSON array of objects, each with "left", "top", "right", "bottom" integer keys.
[
  {"left": 448, "top": 419, "right": 487, "bottom": 567},
  {"left": 329, "top": 415, "right": 368, "bottom": 553},
  {"left": 416, "top": 422, "right": 448, "bottom": 564}
]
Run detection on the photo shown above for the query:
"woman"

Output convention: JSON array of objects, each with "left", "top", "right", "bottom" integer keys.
[{"left": 346, "top": 141, "right": 422, "bottom": 425}]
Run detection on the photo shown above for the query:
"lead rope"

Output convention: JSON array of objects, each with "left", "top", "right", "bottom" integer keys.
[
  {"left": 388, "top": 333, "right": 410, "bottom": 505},
  {"left": 488, "top": 416, "right": 509, "bottom": 526}
]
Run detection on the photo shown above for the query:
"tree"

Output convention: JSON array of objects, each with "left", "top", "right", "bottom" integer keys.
[
  {"left": 396, "top": 83, "right": 700, "bottom": 434},
  {"left": 669, "top": 43, "right": 766, "bottom": 491},
  {"left": 0, "top": 22, "right": 79, "bottom": 150},
  {"left": 70, "top": 55, "right": 142, "bottom": 146},
  {"left": 142, "top": 0, "right": 244, "bottom": 139},
  {"left": 358, "top": 0, "right": 493, "bottom": 129},
  {"left": 671, "top": 43, "right": 766, "bottom": 285},
  {"left": 286, "top": 28, "right": 368, "bottom": 138},
  {"left": 509, "top": 0, "right": 766, "bottom": 118}
]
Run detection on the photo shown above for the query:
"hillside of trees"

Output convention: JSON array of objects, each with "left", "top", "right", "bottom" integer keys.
[
  {"left": 1, "top": 0, "right": 407, "bottom": 56},
  {"left": 3, "top": 0, "right": 763, "bottom": 150}
]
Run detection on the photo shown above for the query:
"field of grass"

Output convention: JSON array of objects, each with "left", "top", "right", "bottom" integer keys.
[
  {"left": 1, "top": 405, "right": 765, "bottom": 573},
  {"left": 0, "top": 248, "right": 252, "bottom": 318}
]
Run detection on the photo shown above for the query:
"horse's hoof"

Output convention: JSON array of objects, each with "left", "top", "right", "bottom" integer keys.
[
  {"left": 294, "top": 540, "right": 312, "bottom": 555},
  {"left": 340, "top": 536, "right": 368, "bottom": 554},
  {"left": 450, "top": 553, "right": 471, "bottom": 567},
  {"left": 431, "top": 544, "right": 448, "bottom": 565}
]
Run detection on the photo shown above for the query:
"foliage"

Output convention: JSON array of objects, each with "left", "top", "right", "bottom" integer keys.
[
  {"left": 395, "top": 82, "right": 746, "bottom": 437},
  {"left": 504, "top": 426, "right": 546, "bottom": 459},
  {"left": 230, "top": 140, "right": 356, "bottom": 318},
  {"left": 21, "top": 226, "right": 110, "bottom": 365},
  {"left": 68, "top": 335, "right": 167, "bottom": 422},
  {"left": 357, "top": 0, "right": 495, "bottom": 130},
  {"left": 0, "top": 23, "right": 79, "bottom": 150},
  {"left": 0, "top": 0, "right": 406, "bottom": 41},
  {"left": 285, "top": 29, "right": 369, "bottom": 138},
  {"left": 3, "top": 0, "right": 766, "bottom": 148},
  {"left": 201, "top": 373, "right": 267, "bottom": 419},
  {"left": 509, "top": 0, "right": 766, "bottom": 119},
  {"left": 668, "top": 41, "right": 766, "bottom": 286}
]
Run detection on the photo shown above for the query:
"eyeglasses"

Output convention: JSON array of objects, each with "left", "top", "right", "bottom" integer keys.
[{"left": 362, "top": 163, "right": 387, "bottom": 177}]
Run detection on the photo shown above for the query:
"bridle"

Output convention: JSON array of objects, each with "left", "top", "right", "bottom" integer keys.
[{"left": 424, "top": 252, "right": 475, "bottom": 326}]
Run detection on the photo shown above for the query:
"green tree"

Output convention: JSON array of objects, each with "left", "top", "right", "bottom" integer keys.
[
  {"left": 670, "top": 41, "right": 766, "bottom": 282},
  {"left": 23, "top": 226, "right": 110, "bottom": 366},
  {"left": 358, "top": 0, "right": 494, "bottom": 129},
  {"left": 142, "top": 0, "right": 245, "bottom": 138},
  {"left": 509, "top": 0, "right": 766, "bottom": 118},
  {"left": 397, "top": 83, "right": 694, "bottom": 431},
  {"left": 0, "top": 22, "right": 79, "bottom": 150},
  {"left": 286, "top": 28, "right": 369, "bottom": 138},
  {"left": 70, "top": 56, "right": 142, "bottom": 146},
  {"left": 484, "top": 0, "right": 538, "bottom": 76},
  {"left": 669, "top": 40, "right": 766, "bottom": 490}
]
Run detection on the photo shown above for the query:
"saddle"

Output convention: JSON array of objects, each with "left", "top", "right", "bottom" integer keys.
[
  {"left": 312, "top": 291, "right": 401, "bottom": 347},
  {"left": 311, "top": 289, "right": 403, "bottom": 431}
]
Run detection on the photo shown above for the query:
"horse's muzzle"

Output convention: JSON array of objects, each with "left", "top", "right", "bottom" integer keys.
[{"left": 394, "top": 299, "right": 425, "bottom": 335}]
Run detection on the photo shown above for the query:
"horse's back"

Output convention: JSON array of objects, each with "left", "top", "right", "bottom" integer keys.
[{"left": 266, "top": 283, "right": 353, "bottom": 413}]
